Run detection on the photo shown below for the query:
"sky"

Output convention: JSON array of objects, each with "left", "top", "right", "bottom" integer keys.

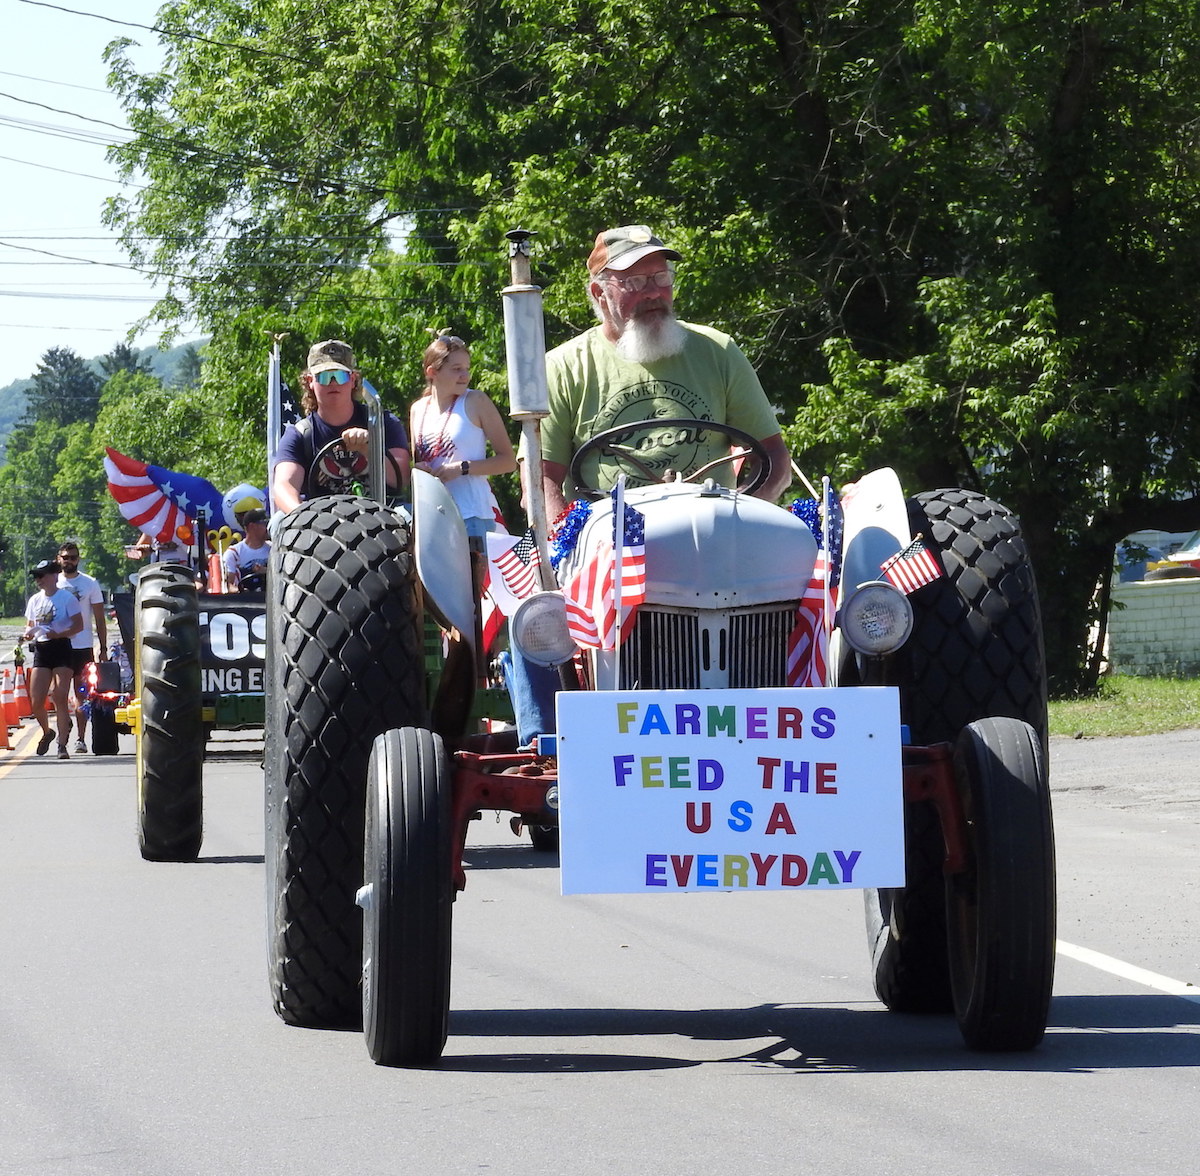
[{"left": 1, "top": 0, "right": 196, "bottom": 385}]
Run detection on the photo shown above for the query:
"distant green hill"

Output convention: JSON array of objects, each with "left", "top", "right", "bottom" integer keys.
[
  {"left": 0, "top": 378, "right": 31, "bottom": 461},
  {"left": 0, "top": 340, "right": 207, "bottom": 464}
]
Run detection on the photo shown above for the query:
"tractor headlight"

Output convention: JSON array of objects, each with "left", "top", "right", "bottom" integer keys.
[
  {"left": 511, "top": 591, "right": 577, "bottom": 667},
  {"left": 839, "top": 580, "right": 913, "bottom": 656}
]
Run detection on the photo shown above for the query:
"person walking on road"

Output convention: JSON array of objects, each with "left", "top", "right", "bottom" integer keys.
[
  {"left": 21, "top": 560, "right": 83, "bottom": 759},
  {"left": 56, "top": 541, "right": 107, "bottom": 755}
]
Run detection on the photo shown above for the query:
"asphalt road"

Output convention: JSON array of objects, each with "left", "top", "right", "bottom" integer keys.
[{"left": 0, "top": 723, "right": 1197, "bottom": 1176}]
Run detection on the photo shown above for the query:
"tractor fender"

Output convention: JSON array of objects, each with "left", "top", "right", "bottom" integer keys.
[
  {"left": 411, "top": 469, "right": 475, "bottom": 649},
  {"left": 839, "top": 467, "right": 911, "bottom": 593}
]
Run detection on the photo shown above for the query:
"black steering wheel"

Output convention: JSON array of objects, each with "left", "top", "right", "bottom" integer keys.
[
  {"left": 308, "top": 436, "right": 403, "bottom": 500},
  {"left": 567, "top": 417, "right": 771, "bottom": 498}
]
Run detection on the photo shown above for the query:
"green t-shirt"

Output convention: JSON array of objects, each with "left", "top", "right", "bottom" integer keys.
[{"left": 539, "top": 322, "right": 779, "bottom": 494}]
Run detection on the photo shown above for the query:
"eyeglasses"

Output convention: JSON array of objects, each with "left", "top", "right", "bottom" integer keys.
[
  {"left": 59, "top": 556, "right": 78, "bottom": 563},
  {"left": 603, "top": 269, "right": 673, "bottom": 294},
  {"left": 314, "top": 369, "right": 353, "bottom": 386}
]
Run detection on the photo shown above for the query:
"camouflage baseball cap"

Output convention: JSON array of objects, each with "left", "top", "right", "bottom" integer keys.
[
  {"left": 587, "top": 225, "right": 681, "bottom": 275},
  {"left": 306, "top": 339, "right": 356, "bottom": 373}
]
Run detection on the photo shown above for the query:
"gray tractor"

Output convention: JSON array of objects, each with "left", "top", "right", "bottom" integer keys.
[{"left": 264, "top": 236, "right": 1054, "bottom": 1067}]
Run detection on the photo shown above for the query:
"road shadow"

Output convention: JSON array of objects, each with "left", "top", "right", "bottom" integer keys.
[
  {"left": 463, "top": 844, "right": 559, "bottom": 871},
  {"left": 195, "top": 854, "right": 265, "bottom": 865},
  {"left": 438, "top": 994, "right": 1200, "bottom": 1074}
]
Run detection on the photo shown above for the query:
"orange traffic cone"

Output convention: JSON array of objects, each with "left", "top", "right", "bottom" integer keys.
[
  {"left": 14, "top": 666, "right": 33, "bottom": 719},
  {"left": 0, "top": 673, "right": 12, "bottom": 750},
  {"left": 2, "top": 669, "right": 18, "bottom": 730}
]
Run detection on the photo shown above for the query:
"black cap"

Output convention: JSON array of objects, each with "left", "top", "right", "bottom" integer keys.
[{"left": 30, "top": 559, "right": 61, "bottom": 577}]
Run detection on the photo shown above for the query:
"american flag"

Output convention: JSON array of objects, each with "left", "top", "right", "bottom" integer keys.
[
  {"left": 477, "top": 502, "right": 512, "bottom": 651},
  {"left": 786, "top": 552, "right": 837, "bottom": 687},
  {"left": 880, "top": 535, "right": 942, "bottom": 595},
  {"left": 561, "top": 491, "right": 647, "bottom": 650},
  {"left": 103, "top": 447, "right": 219, "bottom": 543},
  {"left": 267, "top": 343, "right": 300, "bottom": 512},
  {"left": 278, "top": 378, "right": 300, "bottom": 428},
  {"left": 493, "top": 529, "right": 542, "bottom": 600}
]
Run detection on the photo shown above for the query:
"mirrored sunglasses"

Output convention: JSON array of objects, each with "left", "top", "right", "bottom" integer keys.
[{"left": 315, "top": 369, "right": 352, "bottom": 386}]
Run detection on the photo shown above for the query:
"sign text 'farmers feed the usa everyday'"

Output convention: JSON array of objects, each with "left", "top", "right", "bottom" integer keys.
[{"left": 556, "top": 689, "right": 904, "bottom": 895}]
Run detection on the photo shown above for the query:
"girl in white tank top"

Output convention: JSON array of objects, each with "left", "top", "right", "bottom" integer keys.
[{"left": 410, "top": 335, "right": 517, "bottom": 537}]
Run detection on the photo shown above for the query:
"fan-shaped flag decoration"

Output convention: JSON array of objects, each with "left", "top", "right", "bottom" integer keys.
[{"left": 104, "top": 447, "right": 227, "bottom": 542}]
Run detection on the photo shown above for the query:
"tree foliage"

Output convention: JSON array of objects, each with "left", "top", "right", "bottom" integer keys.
[
  {"left": 102, "top": 0, "right": 1200, "bottom": 691},
  {"left": 0, "top": 351, "right": 228, "bottom": 615},
  {"left": 99, "top": 342, "right": 156, "bottom": 380},
  {"left": 22, "top": 347, "right": 102, "bottom": 429}
]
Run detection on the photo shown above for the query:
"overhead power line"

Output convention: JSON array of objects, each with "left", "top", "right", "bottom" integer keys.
[
  {"left": 0, "top": 152, "right": 145, "bottom": 186},
  {"left": 0, "top": 69, "right": 110, "bottom": 94},
  {"left": 17, "top": 0, "right": 314, "bottom": 66},
  {"left": 0, "top": 89, "right": 132, "bottom": 138}
]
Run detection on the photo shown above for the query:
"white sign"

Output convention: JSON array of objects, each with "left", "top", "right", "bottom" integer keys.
[{"left": 556, "top": 688, "right": 905, "bottom": 895}]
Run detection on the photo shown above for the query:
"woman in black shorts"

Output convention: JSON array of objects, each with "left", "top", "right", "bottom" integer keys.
[{"left": 21, "top": 560, "right": 83, "bottom": 759}]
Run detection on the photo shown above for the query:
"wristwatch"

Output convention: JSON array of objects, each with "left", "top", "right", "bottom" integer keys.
[{"left": 460, "top": 460, "right": 470, "bottom": 477}]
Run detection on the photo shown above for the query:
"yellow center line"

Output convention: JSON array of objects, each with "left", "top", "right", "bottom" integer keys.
[{"left": 0, "top": 723, "right": 43, "bottom": 778}]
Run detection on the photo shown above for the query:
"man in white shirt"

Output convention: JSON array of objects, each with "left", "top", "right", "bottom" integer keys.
[{"left": 57, "top": 541, "right": 107, "bottom": 755}]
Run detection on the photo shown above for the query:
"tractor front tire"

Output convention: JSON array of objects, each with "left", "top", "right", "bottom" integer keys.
[
  {"left": 265, "top": 496, "right": 426, "bottom": 1030},
  {"left": 866, "top": 488, "right": 1048, "bottom": 1014},
  {"left": 135, "top": 564, "right": 204, "bottom": 861}
]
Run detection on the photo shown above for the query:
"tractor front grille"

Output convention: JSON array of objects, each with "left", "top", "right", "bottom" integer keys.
[{"left": 618, "top": 603, "right": 798, "bottom": 690}]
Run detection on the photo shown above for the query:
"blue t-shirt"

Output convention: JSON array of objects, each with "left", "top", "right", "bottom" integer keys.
[{"left": 274, "top": 402, "right": 409, "bottom": 499}]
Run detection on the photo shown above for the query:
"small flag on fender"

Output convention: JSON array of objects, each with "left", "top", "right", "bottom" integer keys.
[
  {"left": 493, "top": 529, "right": 542, "bottom": 601},
  {"left": 880, "top": 535, "right": 942, "bottom": 594}
]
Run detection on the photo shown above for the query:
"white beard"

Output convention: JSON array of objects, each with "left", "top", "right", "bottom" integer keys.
[{"left": 615, "top": 312, "right": 686, "bottom": 364}]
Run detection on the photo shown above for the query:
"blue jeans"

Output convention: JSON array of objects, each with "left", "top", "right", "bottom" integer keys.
[
  {"left": 463, "top": 516, "right": 497, "bottom": 539},
  {"left": 498, "top": 649, "right": 559, "bottom": 747}
]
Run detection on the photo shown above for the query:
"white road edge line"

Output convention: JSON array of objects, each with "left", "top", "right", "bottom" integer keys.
[{"left": 1057, "top": 940, "right": 1200, "bottom": 1004}]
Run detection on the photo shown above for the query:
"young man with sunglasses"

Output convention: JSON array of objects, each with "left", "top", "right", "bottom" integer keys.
[
  {"left": 533, "top": 225, "right": 793, "bottom": 520},
  {"left": 56, "top": 541, "right": 107, "bottom": 754},
  {"left": 271, "top": 340, "right": 411, "bottom": 513}
]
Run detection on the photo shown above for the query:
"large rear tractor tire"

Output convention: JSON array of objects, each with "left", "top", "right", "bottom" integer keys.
[
  {"left": 265, "top": 496, "right": 427, "bottom": 1031},
  {"left": 948, "top": 718, "right": 1056, "bottom": 1050},
  {"left": 361, "top": 727, "right": 453, "bottom": 1067},
  {"left": 866, "top": 488, "right": 1048, "bottom": 1014},
  {"left": 135, "top": 564, "right": 204, "bottom": 861}
]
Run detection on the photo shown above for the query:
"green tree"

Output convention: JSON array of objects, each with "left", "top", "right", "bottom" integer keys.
[
  {"left": 104, "top": 0, "right": 1200, "bottom": 691},
  {"left": 99, "top": 342, "right": 155, "bottom": 380},
  {"left": 0, "top": 419, "right": 72, "bottom": 611},
  {"left": 22, "top": 347, "right": 103, "bottom": 429},
  {"left": 171, "top": 343, "right": 205, "bottom": 390}
]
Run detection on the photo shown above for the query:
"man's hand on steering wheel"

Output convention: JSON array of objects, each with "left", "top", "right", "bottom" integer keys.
[{"left": 567, "top": 418, "right": 771, "bottom": 498}]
